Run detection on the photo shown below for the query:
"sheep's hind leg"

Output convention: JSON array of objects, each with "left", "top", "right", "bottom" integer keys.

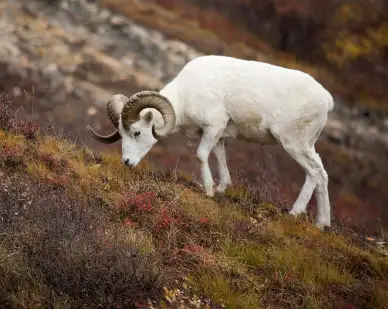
[
  {"left": 282, "top": 143, "right": 330, "bottom": 229},
  {"left": 310, "top": 150, "right": 330, "bottom": 229},
  {"left": 196, "top": 127, "right": 224, "bottom": 197},
  {"left": 284, "top": 145, "right": 318, "bottom": 216},
  {"left": 212, "top": 137, "right": 232, "bottom": 194}
]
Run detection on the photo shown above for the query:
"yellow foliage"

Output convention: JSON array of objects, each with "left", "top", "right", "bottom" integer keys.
[
  {"left": 324, "top": 3, "right": 388, "bottom": 66},
  {"left": 26, "top": 161, "right": 51, "bottom": 181}
]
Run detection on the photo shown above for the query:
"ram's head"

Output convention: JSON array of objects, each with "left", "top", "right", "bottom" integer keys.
[{"left": 87, "top": 91, "right": 176, "bottom": 167}]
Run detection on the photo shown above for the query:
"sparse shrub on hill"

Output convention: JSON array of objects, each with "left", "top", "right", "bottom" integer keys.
[
  {"left": 0, "top": 92, "right": 12, "bottom": 131},
  {"left": 0, "top": 179, "right": 164, "bottom": 309},
  {"left": 0, "top": 91, "right": 40, "bottom": 140},
  {"left": 0, "top": 91, "right": 387, "bottom": 309}
]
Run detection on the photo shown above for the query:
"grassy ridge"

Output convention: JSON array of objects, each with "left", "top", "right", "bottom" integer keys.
[{"left": 1, "top": 93, "right": 388, "bottom": 308}]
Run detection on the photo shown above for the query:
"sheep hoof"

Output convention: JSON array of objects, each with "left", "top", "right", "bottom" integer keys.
[
  {"left": 289, "top": 209, "right": 305, "bottom": 217},
  {"left": 215, "top": 184, "right": 229, "bottom": 194},
  {"left": 315, "top": 221, "right": 331, "bottom": 232},
  {"left": 205, "top": 187, "right": 215, "bottom": 197}
]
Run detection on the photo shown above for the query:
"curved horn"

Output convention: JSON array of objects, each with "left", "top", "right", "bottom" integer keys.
[
  {"left": 86, "top": 126, "right": 121, "bottom": 144},
  {"left": 86, "top": 94, "right": 128, "bottom": 144},
  {"left": 121, "top": 91, "right": 176, "bottom": 140}
]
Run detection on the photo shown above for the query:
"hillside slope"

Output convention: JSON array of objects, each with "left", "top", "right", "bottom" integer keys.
[
  {"left": 1, "top": 96, "right": 388, "bottom": 308},
  {"left": 2, "top": 0, "right": 388, "bottom": 234}
]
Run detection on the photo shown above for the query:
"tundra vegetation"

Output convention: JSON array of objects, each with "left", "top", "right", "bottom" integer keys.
[{"left": 1, "top": 91, "right": 388, "bottom": 309}]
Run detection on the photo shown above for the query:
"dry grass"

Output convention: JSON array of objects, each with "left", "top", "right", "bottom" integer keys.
[{"left": 1, "top": 93, "right": 388, "bottom": 308}]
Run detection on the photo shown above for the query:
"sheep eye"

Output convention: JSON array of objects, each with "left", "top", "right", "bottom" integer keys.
[{"left": 134, "top": 131, "right": 141, "bottom": 137}]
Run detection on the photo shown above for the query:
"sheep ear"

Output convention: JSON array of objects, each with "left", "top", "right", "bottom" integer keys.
[{"left": 143, "top": 111, "right": 153, "bottom": 124}]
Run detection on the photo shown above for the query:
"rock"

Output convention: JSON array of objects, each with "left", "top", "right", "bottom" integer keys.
[
  {"left": 43, "top": 63, "right": 59, "bottom": 77},
  {"left": 12, "top": 87, "right": 22, "bottom": 97},
  {"left": 110, "top": 15, "right": 126, "bottom": 27},
  {"left": 98, "top": 9, "right": 110, "bottom": 21},
  {"left": 87, "top": 106, "right": 97, "bottom": 116},
  {"left": 122, "top": 56, "right": 134, "bottom": 67}
]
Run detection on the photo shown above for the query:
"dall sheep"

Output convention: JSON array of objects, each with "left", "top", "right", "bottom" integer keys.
[{"left": 87, "top": 55, "right": 334, "bottom": 229}]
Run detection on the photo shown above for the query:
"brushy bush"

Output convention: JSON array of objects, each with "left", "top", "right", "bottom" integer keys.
[
  {"left": 8, "top": 118, "right": 40, "bottom": 140},
  {"left": 0, "top": 175, "right": 165, "bottom": 309},
  {"left": 0, "top": 91, "right": 40, "bottom": 140},
  {"left": 0, "top": 92, "right": 12, "bottom": 131},
  {"left": 0, "top": 241, "right": 72, "bottom": 309}
]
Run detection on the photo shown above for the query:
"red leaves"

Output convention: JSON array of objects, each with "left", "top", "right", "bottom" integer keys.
[
  {"left": 0, "top": 144, "right": 25, "bottom": 167},
  {"left": 125, "top": 191, "right": 157, "bottom": 211},
  {"left": 40, "top": 153, "right": 68, "bottom": 172},
  {"left": 181, "top": 244, "right": 206, "bottom": 255},
  {"left": 8, "top": 119, "right": 40, "bottom": 140},
  {"left": 123, "top": 218, "right": 135, "bottom": 228},
  {"left": 155, "top": 207, "right": 178, "bottom": 231},
  {"left": 46, "top": 175, "right": 69, "bottom": 187},
  {"left": 102, "top": 239, "right": 112, "bottom": 248},
  {"left": 134, "top": 301, "right": 148, "bottom": 309},
  {"left": 121, "top": 191, "right": 180, "bottom": 231},
  {"left": 1, "top": 90, "right": 40, "bottom": 140},
  {"left": 1, "top": 144, "right": 24, "bottom": 158},
  {"left": 199, "top": 217, "right": 210, "bottom": 224}
]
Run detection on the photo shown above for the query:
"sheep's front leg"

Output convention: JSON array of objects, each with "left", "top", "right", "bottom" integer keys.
[
  {"left": 196, "top": 127, "right": 223, "bottom": 197},
  {"left": 212, "top": 138, "right": 232, "bottom": 194}
]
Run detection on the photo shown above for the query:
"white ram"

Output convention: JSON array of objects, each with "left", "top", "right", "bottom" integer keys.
[{"left": 87, "top": 55, "right": 334, "bottom": 229}]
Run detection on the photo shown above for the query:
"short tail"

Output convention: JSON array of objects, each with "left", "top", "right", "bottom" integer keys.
[{"left": 327, "top": 94, "right": 334, "bottom": 111}]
